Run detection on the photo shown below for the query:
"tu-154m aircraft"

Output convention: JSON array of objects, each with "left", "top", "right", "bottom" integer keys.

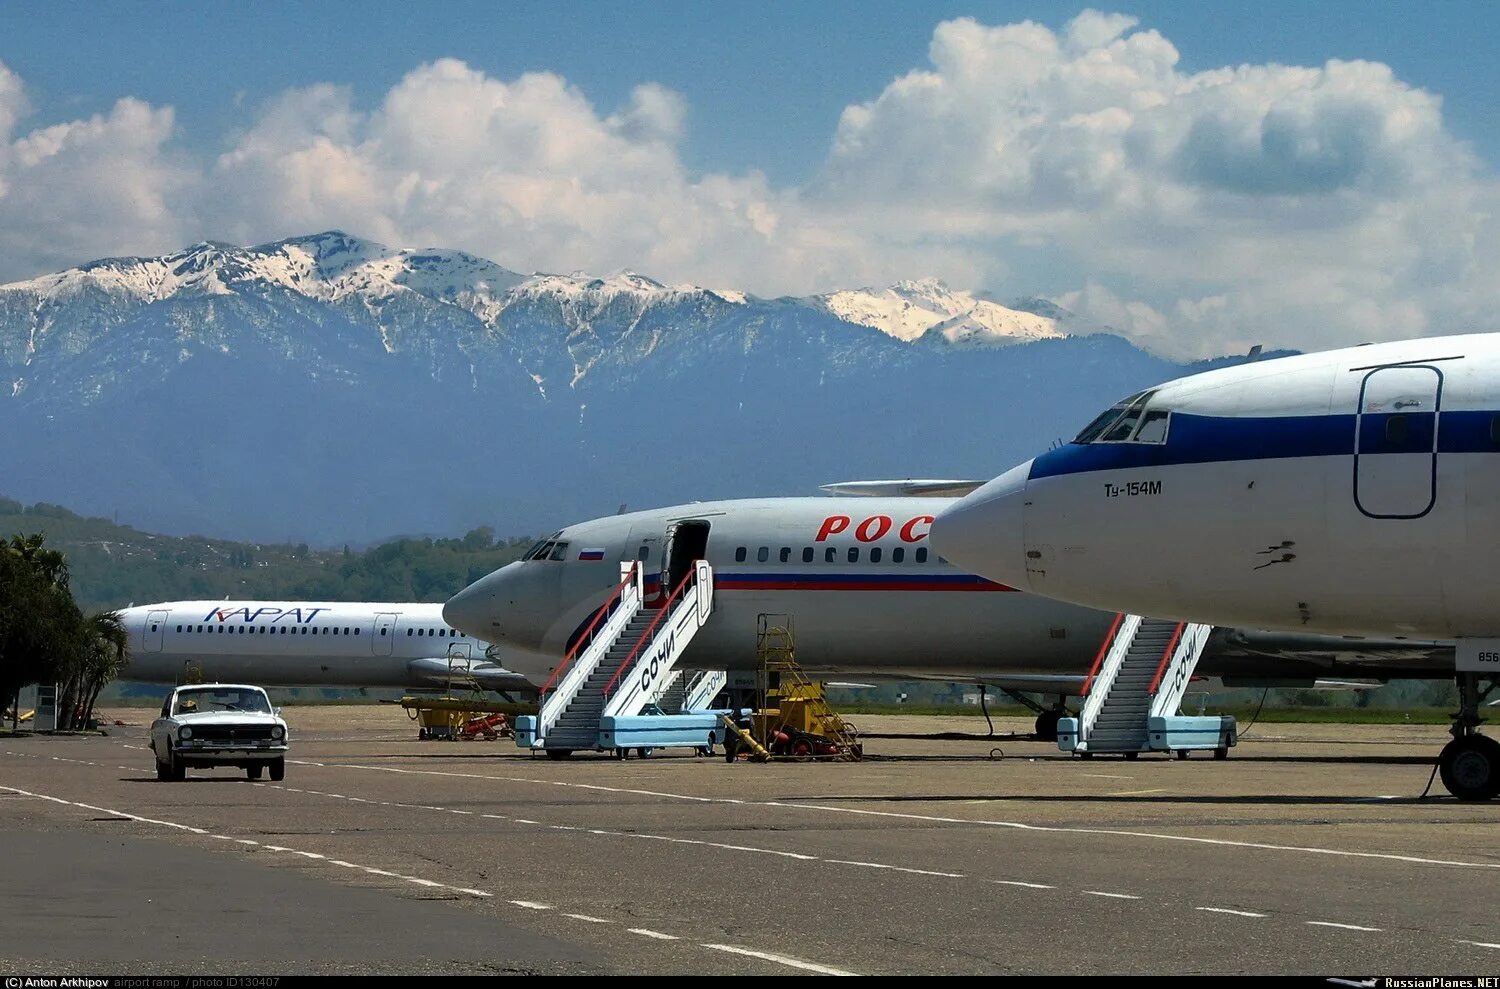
[
  {"left": 441, "top": 489, "right": 1450, "bottom": 737},
  {"left": 118, "top": 600, "right": 533, "bottom": 694},
  {"left": 931, "top": 331, "right": 1500, "bottom": 798}
]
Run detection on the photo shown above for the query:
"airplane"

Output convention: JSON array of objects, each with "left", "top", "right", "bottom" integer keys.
[
  {"left": 929, "top": 331, "right": 1500, "bottom": 798},
  {"left": 440, "top": 493, "right": 1452, "bottom": 738},
  {"left": 119, "top": 600, "right": 534, "bottom": 694}
]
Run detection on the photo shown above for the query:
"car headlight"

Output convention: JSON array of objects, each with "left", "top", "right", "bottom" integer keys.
[
  {"left": 179, "top": 726, "right": 193, "bottom": 740},
  {"left": 271, "top": 725, "right": 285, "bottom": 740}
]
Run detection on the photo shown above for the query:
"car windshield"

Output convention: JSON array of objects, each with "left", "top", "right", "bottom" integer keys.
[{"left": 173, "top": 688, "right": 271, "bottom": 715}]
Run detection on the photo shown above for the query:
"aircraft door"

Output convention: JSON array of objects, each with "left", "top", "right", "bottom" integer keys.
[
  {"left": 662, "top": 520, "right": 711, "bottom": 599},
  {"left": 144, "top": 610, "right": 169, "bottom": 652},
  {"left": 372, "top": 613, "right": 398, "bottom": 655},
  {"left": 1354, "top": 365, "right": 1442, "bottom": 519}
]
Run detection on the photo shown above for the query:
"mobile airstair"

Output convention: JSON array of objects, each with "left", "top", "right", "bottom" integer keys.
[
  {"left": 514, "top": 560, "right": 723, "bottom": 757},
  {"left": 657, "top": 669, "right": 729, "bottom": 714},
  {"left": 1057, "top": 615, "right": 1235, "bottom": 758}
]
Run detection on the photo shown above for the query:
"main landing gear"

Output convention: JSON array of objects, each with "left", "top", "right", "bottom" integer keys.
[{"left": 1439, "top": 673, "right": 1500, "bottom": 801}]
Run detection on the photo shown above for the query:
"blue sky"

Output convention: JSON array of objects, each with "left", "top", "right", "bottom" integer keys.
[
  {"left": 7, "top": 2, "right": 1499, "bottom": 183},
  {"left": 3, "top": 3, "right": 1500, "bottom": 357}
]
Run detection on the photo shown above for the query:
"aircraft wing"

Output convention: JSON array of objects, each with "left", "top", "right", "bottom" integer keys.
[{"left": 820, "top": 479, "right": 987, "bottom": 498}]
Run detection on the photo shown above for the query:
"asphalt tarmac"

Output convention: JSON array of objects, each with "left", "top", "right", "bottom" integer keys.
[{"left": 2, "top": 708, "right": 1498, "bottom": 975}]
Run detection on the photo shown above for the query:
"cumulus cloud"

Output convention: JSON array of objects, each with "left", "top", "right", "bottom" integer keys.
[{"left": 2, "top": 13, "right": 1499, "bottom": 357}]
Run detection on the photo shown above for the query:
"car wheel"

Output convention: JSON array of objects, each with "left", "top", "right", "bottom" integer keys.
[
  {"left": 247, "top": 764, "right": 263, "bottom": 780},
  {"left": 269, "top": 757, "right": 285, "bottom": 782},
  {"left": 156, "top": 756, "right": 171, "bottom": 781}
]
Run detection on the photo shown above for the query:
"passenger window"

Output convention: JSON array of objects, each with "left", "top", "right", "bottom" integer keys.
[
  {"left": 407, "top": 629, "right": 413, "bottom": 636},
  {"left": 757, "top": 547, "right": 769, "bottom": 563},
  {"left": 779, "top": 547, "right": 791, "bottom": 563},
  {"left": 916, "top": 547, "right": 929, "bottom": 563},
  {"left": 870, "top": 547, "right": 882, "bottom": 563},
  {"left": 892, "top": 547, "right": 905, "bottom": 563},
  {"left": 176, "top": 625, "right": 182, "bottom": 633},
  {"left": 1133, "top": 409, "right": 1170, "bottom": 444},
  {"left": 417, "top": 628, "right": 424, "bottom": 637},
  {"left": 848, "top": 547, "right": 859, "bottom": 563},
  {"left": 735, "top": 547, "right": 747, "bottom": 562},
  {"left": 802, "top": 547, "right": 814, "bottom": 563},
  {"left": 825, "top": 547, "right": 836, "bottom": 563}
]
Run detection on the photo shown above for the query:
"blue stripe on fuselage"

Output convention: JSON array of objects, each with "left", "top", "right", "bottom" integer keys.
[{"left": 1029, "top": 410, "right": 1500, "bottom": 480}]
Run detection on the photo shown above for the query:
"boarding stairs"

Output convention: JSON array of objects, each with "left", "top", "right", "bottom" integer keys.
[
  {"left": 532, "top": 560, "right": 715, "bottom": 753},
  {"left": 1065, "top": 615, "right": 1230, "bottom": 756},
  {"left": 657, "top": 669, "right": 729, "bottom": 714}
]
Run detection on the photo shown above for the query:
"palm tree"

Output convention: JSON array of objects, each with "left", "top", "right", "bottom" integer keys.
[{"left": 79, "top": 611, "right": 129, "bottom": 728}]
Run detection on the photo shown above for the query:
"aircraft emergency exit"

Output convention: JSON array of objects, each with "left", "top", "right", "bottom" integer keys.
[
  {"left": 120, "top": 600, "right": 531, "bottom": 693},
  {"left": 930, "top": 331, "right": 1500, "bottom": 797}
]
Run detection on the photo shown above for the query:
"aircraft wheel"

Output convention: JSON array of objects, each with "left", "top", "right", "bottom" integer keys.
[
  {"left": 1176, "top": 750, "right": 1189, "bottom": 761},
  {"left": 1439, "top": 735, "right": 1500, "bottom": 801},
  {"left": 1214, "top": 747, "right": 1229, "bottom": 761},
  {"left": 1124, "top": 751, "right": 1139, "bottom": 760},
  {"left": 1034, "top": 711, "right": 1062, "bottom": 741},
  {"left": 636, "top": 747, "right": 653, "bottom": 759},
  {"left": 546, "top": 749, "right": 573, "bottom": 760},
  {"left": 247, "top": 764, "right": 263, "bottom": 780},
  {"left": 269, "top": 758, "right": 285, "bottom": 782}
]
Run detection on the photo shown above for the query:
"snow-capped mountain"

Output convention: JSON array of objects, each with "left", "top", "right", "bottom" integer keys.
[
  {"left": 0, "top": 233, "right": 1224, "bottom": 543},
  {"left": 817, "top": 279, "right": 1069, "bottom": 346}
]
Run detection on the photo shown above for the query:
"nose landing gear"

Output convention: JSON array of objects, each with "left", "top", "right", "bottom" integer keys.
[{"left": 1438, "top": 673, "right": 1500, "bottom": 801}]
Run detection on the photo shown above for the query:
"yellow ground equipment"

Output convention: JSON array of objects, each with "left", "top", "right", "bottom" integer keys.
[
  {"left": 739, "top": 615, "right": 861, "bottom": 761},
  {"left": 400, "top": 696, "right": 537, "bottom": 741}
]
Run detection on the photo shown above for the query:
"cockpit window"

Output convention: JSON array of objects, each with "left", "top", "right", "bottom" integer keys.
[
  {"left": 548, "top": 541, "right": 570, "bottom": 562},
  {"left": 1074, "top": 391, "right": 1169, "bottom": 445},
  {"left": 523, "top": 531, "right": 566, "bottom": 561},
  {"left": 1133, "top": 408, "right": 1171, "bottom": 444},
  {"left": 1073, "top": 392, "right": 1145, "bottom": 444}
]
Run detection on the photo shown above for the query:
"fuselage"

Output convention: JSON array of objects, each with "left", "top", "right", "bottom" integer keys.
[
  {"left": 120, "top": 600, "right": 529, "bottom": 692},
  {"left": 932, "top": 332, "right": 1500, "bottom": 640},
  {"left": 441, "top": 496, "right": 1454, "bottom": 686}
]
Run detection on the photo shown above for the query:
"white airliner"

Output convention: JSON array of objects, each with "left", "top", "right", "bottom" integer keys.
[
  {"left": 119, "top": 601, "right": 532, "bottom": 694},
  {"left": 930, "top": 332, "right": 1500, "bottom": 797},
  {"left": 441, "top": 493, "right": 1449, "bottom": 735}
]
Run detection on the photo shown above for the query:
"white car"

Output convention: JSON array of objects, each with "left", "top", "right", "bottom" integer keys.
[{"left": 149, "top": 683, "right": 289, "bottom": 781}]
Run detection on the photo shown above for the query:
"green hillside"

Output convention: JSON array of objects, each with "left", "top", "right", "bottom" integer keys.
[{"left": 0, "top": 497, "right": 533, "bottom": 611}]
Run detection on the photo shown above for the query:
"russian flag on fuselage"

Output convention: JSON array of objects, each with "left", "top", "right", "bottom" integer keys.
[{"left": 578, "top": 548, "right": 607, "bottom": 561}]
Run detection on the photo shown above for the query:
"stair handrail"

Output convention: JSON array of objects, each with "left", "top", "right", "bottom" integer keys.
[
  {"left": 1080, "top": 612, "right": 1125, "bottom": 698},
  {"left": 1149, "top": 622, "right": 1215, "bottom": 718},
  {"left": 602, "top": 565, "right": 698, "bottom": 700},
  {"left": 1078, "top": 612, "right": 1142, "bottom": 742},
  {"left": 539, "top": 561, "right": 640, "bottom": 698}
]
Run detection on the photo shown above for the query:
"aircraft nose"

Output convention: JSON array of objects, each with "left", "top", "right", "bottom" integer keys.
[
  {"left": 930, "top": 458, "right": 1032, "bottom": 590},
  {"left": 443, "top": 568, "right": 508, "bottom": 640}
]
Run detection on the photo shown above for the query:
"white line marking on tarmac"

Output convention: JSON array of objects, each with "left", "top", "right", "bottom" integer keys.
[
  {"left": 565, "top": 913, "right": 613, "bottom": 923},
  {"left": 992, "top": 880, "right": 1055, "bottom": 890},
  {"left": 1081, "top": 774, "right": 1133, "bottom": 780},
  {"left": 1084, "top": 891, "right": 1141, "bottom": 900},
  {"left": 825, "top": 860, "right": 965, "bottom": 878},
  {"left": 0, "top": 783, "right": 493, "bottom": 902},
  {"left": 699, "top": 944, "right": 857, "bottom": 976},
  {"left": 1307, "top": 921, "right": 1381, "bottom": 932},
  {"left": 629, "top": 928, "right": 680, "bottom": 941},
  {"left": 1459, "top": 940, "right": 1500, "bottom": 949},
  {"left": 1196, "top": 907, "right": 1266, "bottom": 918},
  {"left": 294, "top": 760, "right": 1500, "bottom": 872},
  {"left": 510, "top": 900, "right": 553, "bottom": 910}
]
